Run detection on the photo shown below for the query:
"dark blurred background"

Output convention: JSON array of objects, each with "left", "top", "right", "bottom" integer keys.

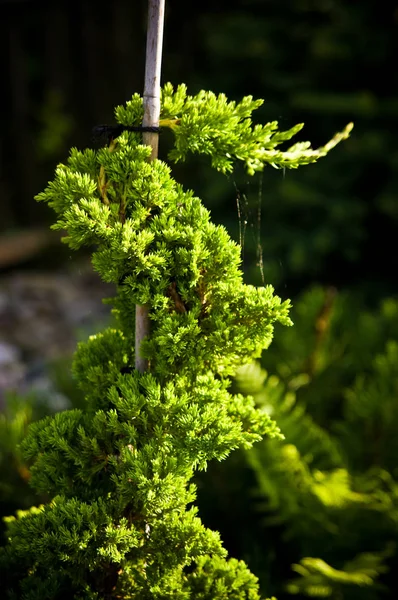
[
  {"left": 1, "top": 1, "right": 398, "bottom": 598},
  {"left": 2, "top": 0, "right": 397, "bottom": 296}
]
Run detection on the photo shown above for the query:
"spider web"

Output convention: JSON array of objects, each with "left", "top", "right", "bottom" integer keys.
[{"left": 233, "top": 174, "right": 265, "bottom": 285}]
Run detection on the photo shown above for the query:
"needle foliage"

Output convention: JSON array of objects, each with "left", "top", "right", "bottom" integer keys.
[{"left": 0, "top": 84, "right": 350, "bottom": 599}]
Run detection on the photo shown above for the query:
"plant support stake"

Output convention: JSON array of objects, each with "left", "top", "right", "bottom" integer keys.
[{"left": 136, "top": 0, "right": 165, "bottom": 372}]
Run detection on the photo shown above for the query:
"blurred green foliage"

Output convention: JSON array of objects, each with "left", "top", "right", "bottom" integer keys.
[
  {"left": 36, "top": 89, "right": 75, "bottom": 161},
  {"left": 0, "top": 396, "right": 48, "bottom": 544},
  {"left": 195, "top": 288, "right": 398, "bottom": 598}
]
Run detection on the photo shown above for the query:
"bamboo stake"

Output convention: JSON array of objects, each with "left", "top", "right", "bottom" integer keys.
[{"left": 135, "top": 0, "right": 165, "bottom": 372}]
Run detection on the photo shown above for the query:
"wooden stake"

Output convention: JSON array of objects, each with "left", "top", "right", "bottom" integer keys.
[{"left": 135, "top": 0, "right": 165, "bottom": 372}]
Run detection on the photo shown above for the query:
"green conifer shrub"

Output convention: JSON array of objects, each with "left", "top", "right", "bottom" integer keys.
[{"left": 0, "top": 84, "right": 350, "bottom": 599}]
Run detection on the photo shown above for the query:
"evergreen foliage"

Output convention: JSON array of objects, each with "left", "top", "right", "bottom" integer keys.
[
  {"left": 0, "top": 85, "right": 348, "bottom": 599},
  {"left": 198, "top": 288, "right": 398, "bottom": 599}
]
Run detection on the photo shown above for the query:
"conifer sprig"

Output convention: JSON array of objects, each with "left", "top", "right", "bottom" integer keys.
[{"left": 116, "top": 83, "right": 353, "bottom": 174}]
